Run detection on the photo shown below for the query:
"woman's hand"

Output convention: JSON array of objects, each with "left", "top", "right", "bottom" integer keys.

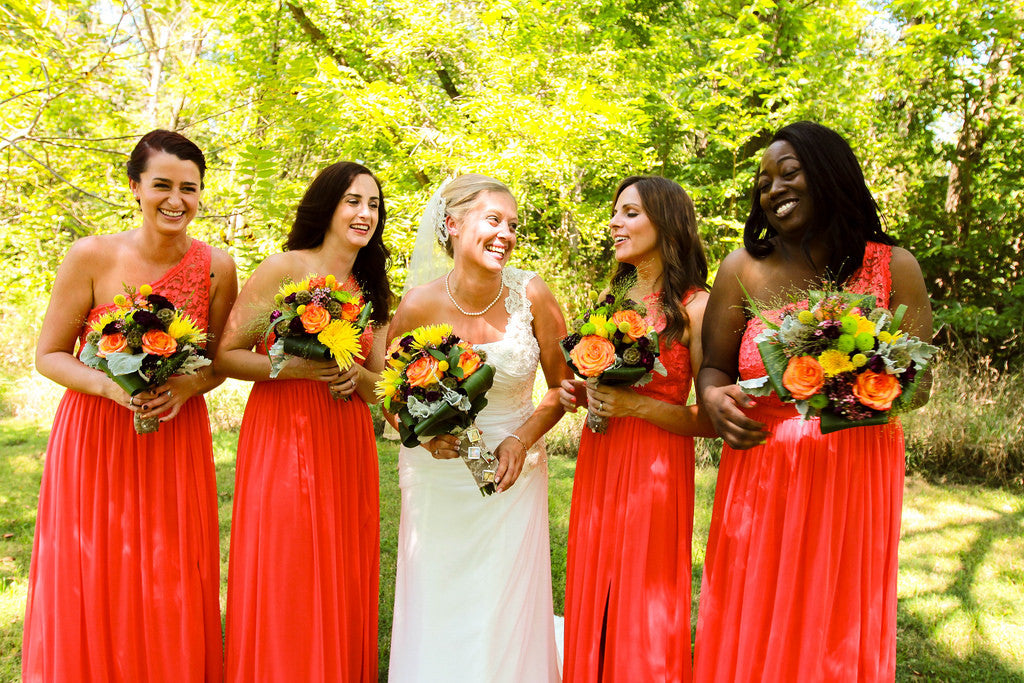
[
  {"left": 328, "top": 363, "right": 360, "bottom": 398},
  {"left": 129, "top": 374, "right": 202, "bottom": 423},
  {"left": 422, "top": 434, "right": 460, "bottom": 460},
  {"left": 493, "top": 435, "right": 527, "bottom": 492},
  {"left": 585, "top": 382, "right": 641, "bottom": 420},
  {"left": 703, "top": 383, "right": 767, "bottom": 450},
  {"left": 279, "top": 357, "right": 343, "bottom": 384},
  {"left": 559, "top": 379, "right": 587, "bottom": 412}
]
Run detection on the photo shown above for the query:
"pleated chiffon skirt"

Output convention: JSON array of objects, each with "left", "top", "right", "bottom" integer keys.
[
  {"left": 22, "top": 390, "right": 222, "bottom": 682},
  {"left": 694, "top": 405, "right": 904, "bottom": 682},
  {"left": 225, "top": 379, "right": 379, "bottom": 682}
]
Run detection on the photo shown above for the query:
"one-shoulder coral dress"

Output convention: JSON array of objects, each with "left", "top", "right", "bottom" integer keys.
[
  {"left": 22, "top": 239, "right": 223, "bottom": 682},
  {"left": 564, "top": 289, "right": 699, "bottom": 682},
  {"left": 224, "top": 276, "right": 379, "bottom": 682},
  {"left": 694, "top": 242, "right": 904, "bottom": 682}
]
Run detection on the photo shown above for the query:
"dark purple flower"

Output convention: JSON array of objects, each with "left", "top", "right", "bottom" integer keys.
[
  {"left": 604, "top": 294, "right": 615, "bottom": 305},
  {"left": 146, "top": 293, "right": 175, "bottom": 311},
  {"left": 562, "top": 333, "right": 581, "bottom": 350},
  {"left": 637, "top": 336, "right": 651, "bottom": 350},
  {"left": 269, "top": 310, "right": 282, "bottom": 322},
  {"left": 425, "top": 390, "right": 441, "bottom": 402},
  {"left": 288, "top": 317, "right": 305, "bottom": 334},
  {"left": 867, "top": 355, "right": 885, "bottom": 373},
  {"left": 102, "top": 321, "right": 121, "bottom": 335},
  {"left": 132, "top": 310, "right": 164, "bottom": 331},
  {"left": 284, "top": 293, "right": 297, "bottom": 304}
]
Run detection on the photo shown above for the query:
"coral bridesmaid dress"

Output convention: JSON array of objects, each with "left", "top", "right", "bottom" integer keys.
[
  {"left": 225, "top": 279, "right": 379, "bottom": 682},
  {"left": 22, "top": 239, "right": 223, "bottom": 682},
  {"left": 563, "top": 289, "right": 699, "bottom": 683},
  {"left": 694, "top": 242, "right": 904, "bottom": 682}
]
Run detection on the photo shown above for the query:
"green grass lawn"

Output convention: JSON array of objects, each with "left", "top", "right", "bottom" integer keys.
[{"left": 2, "top": 415, "right": 1023, "bottom": 681}]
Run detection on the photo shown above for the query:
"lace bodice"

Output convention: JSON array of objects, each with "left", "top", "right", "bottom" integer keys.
[
  {"left": 473, "top": 267, "right": 544, "bottom": 467},
  {"left": 78, "top": 239, "right": 213, "bottom": 351},
  {"left": 634, "top": 289, "right": 697, "bottom": 406},
  {"left": 738, "top": 242, "right": 894, "bottom": 404}
]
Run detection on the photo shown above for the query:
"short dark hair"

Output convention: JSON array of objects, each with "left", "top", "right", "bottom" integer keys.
[
  {"left": 126, "top": 129, "right": 206, "bottom": 186},
  {"left": 610, "top": 176, "right": 709, "bottom": 345},
  {"left": 286, "top": 162, "right": 392, "bottom": 324},
  {"left": 743, "top": 121, "right": 894, "bottom": 285}
]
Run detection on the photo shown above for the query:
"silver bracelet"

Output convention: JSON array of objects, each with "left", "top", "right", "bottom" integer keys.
[{"left": 507, "top": 433, "right": 529, "bottom": 453}]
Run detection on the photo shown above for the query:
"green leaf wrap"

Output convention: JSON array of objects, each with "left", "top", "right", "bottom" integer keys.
[
  {"left": 402, "top": 363, "right": 497, "bottom": 443},
  {"left": 96, "top": 358, "right": 150, "bottom": 396},
  {"left": 819, "top": 408, "right": 891, "bottom": 434},
  {"left": 282, "top": 335, "right": 333, "bottom": 361}
]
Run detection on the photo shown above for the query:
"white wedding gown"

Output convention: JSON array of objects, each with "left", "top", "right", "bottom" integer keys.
[{"left": 388, "top": 267, "right": 561, "bottom": 682}]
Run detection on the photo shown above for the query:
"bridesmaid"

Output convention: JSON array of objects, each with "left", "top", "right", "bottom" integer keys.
[
  {"left": 215, "top": 161, "right": 390, "bottom": 682},
  {"left": 23, "top": 129, "right": 237, "bottom": 681},
  {"left": 559, "top": 176, "right": 716, "bottom": 682},
  {"left": 693, "top": 122, "right": 932, "bottom": 681}
]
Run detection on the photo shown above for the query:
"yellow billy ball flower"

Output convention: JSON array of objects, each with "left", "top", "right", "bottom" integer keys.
[
  {"left": 437, "top": 360, "right": 450, "bottom": 372},
  {"left": 851, "top": 353, "right": 868, "bottom": 368},
  {"left": 296, "top": 304, "right": 307, "bottom": 315},
  {"left": 113, "top": 294, "right": 128, "bottom": 307},
  {"left": 139, "top": 284, "right": 153, "bottom": 296},
  {"left": 797, "top": 310, "right": 816, "bottom": 325}
]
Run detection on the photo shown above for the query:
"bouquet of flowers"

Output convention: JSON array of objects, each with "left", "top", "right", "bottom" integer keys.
[
  {"left": 264, "top": 274, "right": 373, "bottom": 398},
  {"left": 81, "top": 284, "right": 210, "bottom": 434},
  {"left": 561, "top": 292, "right": 666, "bottom": 434},
  {"left": 738, "top": 289, "right": 937, "bottom": 433},
  {"left": 376, "top": 324, "right": 498, "bottom": 495}
]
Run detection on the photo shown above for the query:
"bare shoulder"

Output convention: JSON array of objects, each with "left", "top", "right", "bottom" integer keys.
[
  {"left": 392, "top": 279, "right": 446, "bottom": 328},
  {"left": 684, "top": 288, "right": 710, "bottom": 314},
  {"left": 524, "top": 271, "right": 555, "bottom": 302},
  {"left": 209, "top": 244, "right": 237, "bottom": 275},
  {"left": 64, "top": 233, "right": 120, "bottom": 267},
  {"left": 889, "top": 245, "right": 924, "bottom": 278}
]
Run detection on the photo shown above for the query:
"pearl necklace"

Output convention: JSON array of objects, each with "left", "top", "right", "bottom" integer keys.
[{"left": 445, "top": 271, "right": 504, "bottom": 316}]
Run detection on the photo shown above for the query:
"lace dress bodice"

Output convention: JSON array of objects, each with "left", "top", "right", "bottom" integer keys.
[
  {"left": 473, "top": 267, "right": 545, "bottom": 470},
  {"left": 77, "top": 239, "right": 213, "bottom": 351},
  {"left": 633, "top": 289, "right": 697, "bottom": 406},
  {"left": 738, "top": 242, "right": 895, "bottom": 406}
]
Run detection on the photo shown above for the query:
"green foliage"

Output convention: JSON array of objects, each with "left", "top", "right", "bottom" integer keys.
[{"left": 2, "top": 0, "right": 1022, "bottom": 361}]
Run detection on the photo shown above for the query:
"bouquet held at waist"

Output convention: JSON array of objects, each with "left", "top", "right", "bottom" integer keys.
[
  {"left": 738, "top": 288, "right": 938, "bottom": 434},
  {"left": 264, "top": 273, "right": 373, "bottom": 398},
  {"left": 376, "top": 324, "right": 498, "bottom": 495},
  {"left": 561, "top": 291, "right": 666, "bottom": 434},
  {"left": 80, "top": 283, "right": 210, "bottom": 434}
]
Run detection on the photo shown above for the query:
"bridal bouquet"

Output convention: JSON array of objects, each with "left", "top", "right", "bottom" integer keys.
[
  {"left": 376, "top": 324, "right": 498, "bottom": 495},
  {"left": 81, "top": 284, "right": 210, "bottom": 434},
  {"left": 561, "top": 292, "right": 666, "bottom": 434},
  {"left": 264, "top": 273, "right": 373, "bottom": 398},
  {"left": 738, "top": 289, "right": 937, "bottom": 433}
]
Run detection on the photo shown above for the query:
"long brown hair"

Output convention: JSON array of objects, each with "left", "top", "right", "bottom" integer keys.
[{"left": 610, "top": 176, "right": 709, "bottom": 345}]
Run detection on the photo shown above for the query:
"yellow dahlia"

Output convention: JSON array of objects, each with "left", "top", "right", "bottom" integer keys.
[
  {"left": 411, "top": 324, "right": 452, "bottom": 350},
  {"left": 318, "top": 320, "right": 364, "bottom": 369},
  {"left": 375, "top": 367, "right": 404, "bottom": 400},
  {"left": 818, "top": 349, "right": 855, "bottom": 377},
  {"left": 167, "top": 313, "right": 206, "bottom": 344}
]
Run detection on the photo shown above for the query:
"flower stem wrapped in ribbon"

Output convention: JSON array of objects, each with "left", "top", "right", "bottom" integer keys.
[
  {"left": 264, "top": 274, "right": 373, "bottom": 399},
  {"left": 560, "top": 290, "right": 666, "bottom": 434},
  {"left": 376, "top": 324, "right": 498, "bottom": 495},
  {"left": 80, "top": 283, "right": 210, "bottom": 434},
  {"left": 737, "top": 286, "right": 937, "bottom": 434}
]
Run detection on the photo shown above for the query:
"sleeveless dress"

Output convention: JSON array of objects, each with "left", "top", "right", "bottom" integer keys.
[
  {"left": 225, "top": 277, "right": 379, "bottom": 682},
  {"left": 22, "top": 239, "right": 223, "bottom": 683},
  {"left": 388, "top": 267, "right": 561, "bottom": 683},
  {"left": 564, "top": 289, "right": 699, "bottom": 683},
  {"left": 694, "top": 242, "right": 904, "bottom": 682}
]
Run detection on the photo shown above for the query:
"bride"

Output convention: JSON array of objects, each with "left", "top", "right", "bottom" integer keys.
[{"left": 386, "top": 174, "right": 569, "bottom": 682}]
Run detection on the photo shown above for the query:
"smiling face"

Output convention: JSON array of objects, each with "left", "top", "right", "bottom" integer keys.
[
  {"left": 610, "top": 184, "right": 660, "bottom": 267},
  {"left": 757, "top": 140, "right": 813, "bottom": 239},
  {"left": 129, "top": 150, "right": 201, "bottom": 235},
  {"left": 449, "top": 190, "right": 518, "bottom": 271},
  {"left": 328, "top": 173, "right": 380, "bottom": 250}
]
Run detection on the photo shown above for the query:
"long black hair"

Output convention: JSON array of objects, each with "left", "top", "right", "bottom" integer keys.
[
  {"left": 610, "top": 176, "right": 709, "bottom": 345},
  {"left": 744, "top": 121, "right": 894, "bottom": 285},
  {"left": 286, "top": 162, "right": 392, "bottom": 324}
]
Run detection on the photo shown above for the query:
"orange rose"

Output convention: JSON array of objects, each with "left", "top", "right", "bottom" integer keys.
[
  {"left": 309, "top": 276, "right": 327, "bottom": 289},
  {"left": 457, "top": 349, "right": 482, "bottom": 378},
  {"left": 97, "top": 333, "right": 128, "bottom": 357},
  {"left": 340, "top": 301, "right": 361, "bottom": 322},
  {"left": 612, "top": 309, "right": 648, "bottom": 342},
  {"left": 782, "top": 355, "right": 824, "bottom": 400},
  {"left": 300, "top": 304, "right": 331, "bottom": 333},
  {"left": 852, "top": 370, "right": 902, "bottom": 411},
  {"left": 569, "top": 335, "right": 616, "bottom": 378},
  {"left": 141, "top": 329, "right": 178, "bottom": 357},
  {"left": 406, "top": 355, "right": 440, "bottom": 388}
]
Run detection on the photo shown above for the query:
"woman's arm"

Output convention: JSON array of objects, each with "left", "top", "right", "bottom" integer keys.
[
  {"left": 696, "top": 250, "right": 768, "bottom": 450},
  {"left": 35, "top": 237, "right": 133, "bottom": 405},
  {"left": 889, "top": 246, "right": 934, "bottom": 408},
  {"left": 492, "top": 276, "right": 571, "bottom": 492},
  {"left": 213, "top": 252, "right": 345, "bottom": 385},
  {"left": 583, "top": 290, "right": 718, "bottom": 437}
]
